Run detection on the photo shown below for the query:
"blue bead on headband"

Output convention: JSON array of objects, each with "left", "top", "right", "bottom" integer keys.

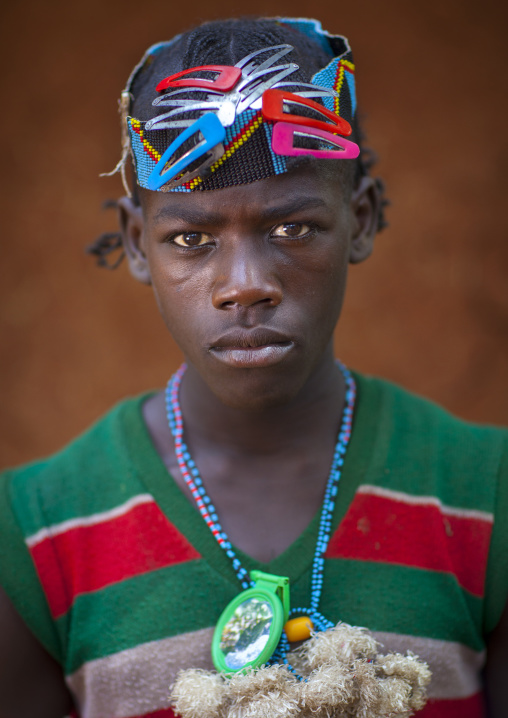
[{"left": 117, "top": 18, "right": 359, "bottom": 194}]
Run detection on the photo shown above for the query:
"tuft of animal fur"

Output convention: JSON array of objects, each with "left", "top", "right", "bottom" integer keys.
[{"left": 170, "top": 622, "right": 431, "bottom": 718}]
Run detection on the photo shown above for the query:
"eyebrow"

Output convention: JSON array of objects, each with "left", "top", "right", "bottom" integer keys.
[
  {"left": 151, "top": 196, "right": 329, "bottom": 226},
  {"left": 260, "top": 196, "right": 329, "bottom": 221}
]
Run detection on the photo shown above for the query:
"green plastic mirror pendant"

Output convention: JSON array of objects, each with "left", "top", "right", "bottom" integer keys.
[{"left": 211, "top": 570, "right": 290, "bottom": 674}]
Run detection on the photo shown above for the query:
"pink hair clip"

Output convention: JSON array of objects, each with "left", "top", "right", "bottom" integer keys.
[{"left": 271, "top": 122, "right": 360, "bottom": 159}]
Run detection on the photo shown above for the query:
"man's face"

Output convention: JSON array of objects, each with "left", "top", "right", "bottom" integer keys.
[{"left": 122, "top": 164, "right": 375, "bottom": 409}]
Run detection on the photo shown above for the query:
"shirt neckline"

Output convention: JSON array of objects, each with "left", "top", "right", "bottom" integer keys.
[{"left": 116, "top": 371, "right": 384, "bottom": 589}]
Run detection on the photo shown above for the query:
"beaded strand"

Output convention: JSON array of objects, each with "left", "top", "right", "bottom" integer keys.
[
  {"left": 167, "top": 363, "right": 251, "bottom": 589},
  {"left": 165, "top": 361, "right": 356, "bottom": 666}
]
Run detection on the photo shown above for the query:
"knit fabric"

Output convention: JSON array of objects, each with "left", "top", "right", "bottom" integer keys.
[{"left": 1, "top": 373, "right": 507, "bottom": 718}]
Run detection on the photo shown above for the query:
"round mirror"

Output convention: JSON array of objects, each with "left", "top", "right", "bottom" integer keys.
[{"left": 219, "top": 597, "right": 274, "bottom": 670}]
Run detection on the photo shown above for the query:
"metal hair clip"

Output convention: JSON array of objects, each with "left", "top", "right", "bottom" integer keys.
[
  {"left": 271, "top": 122, "right": 359, "bottom": 159},
  {"left": 148, "top": 44, "right": 299, "bottom": 131},
  {"left": 232, "top": 63, "right": 298, "bottom": 116},
  {"left": 147, "top": 66, "right": 301, "bottom": 131},
  {"left": 247, "top": 84, "right": 339, "bottom": 111},
  {"left": 152, "top": 88, "right": 226, "bottom": 106},
  {"left": 146, "top": 99, "right": 225, "bottom": 131},
  {"left": 268, "top": 81, "right": 340, "bottom": 101},
  {"left": 235, "top": 44, "right": 293, "bottom": 75},
  {"left": 155, "top": 45, "right": 293, "bottom": 94}
]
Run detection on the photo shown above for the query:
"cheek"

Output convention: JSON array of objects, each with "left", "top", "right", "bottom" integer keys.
[
  {"left": 299, "top": 244, "right": 351, "bottom": 348},
  {"left": 287, "top": 239, "right": 350, "bottom": 312},
  {"left": 145, "top": 250, "right": 212, "bottom": 346}
]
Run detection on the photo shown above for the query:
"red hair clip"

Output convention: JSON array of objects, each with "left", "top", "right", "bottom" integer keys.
[
  {"left": 156, "top": 65, "right": 242, "bottom": 93},
  {"left": 262, "top": 89, "right": 352, "bottom": 137}
]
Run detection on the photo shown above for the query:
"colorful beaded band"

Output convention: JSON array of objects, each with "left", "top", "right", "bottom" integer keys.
[{"left": 119, "top": 18, "right": 359, "bottom": 194}]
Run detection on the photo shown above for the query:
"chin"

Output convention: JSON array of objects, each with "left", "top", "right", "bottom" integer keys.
[{"left": 206, "top": 368, "right": 307, "bottom": 412}]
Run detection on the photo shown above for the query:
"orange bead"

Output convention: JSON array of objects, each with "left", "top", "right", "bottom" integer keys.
[{"left": 284, "top": 616, "right": 313, "bottom": 643}]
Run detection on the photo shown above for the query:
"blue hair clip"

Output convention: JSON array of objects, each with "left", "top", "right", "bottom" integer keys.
[{"left": 146, "top": 113, "right": 225, "bottom": 191}]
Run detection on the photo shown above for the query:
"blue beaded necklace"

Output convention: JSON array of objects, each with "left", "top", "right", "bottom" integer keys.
[{"left": 165, "top": 361, "right": 356, "bottom": 673}]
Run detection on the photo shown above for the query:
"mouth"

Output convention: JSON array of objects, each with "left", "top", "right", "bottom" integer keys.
[{"left": 208, "top": 329, "right": 295, "bottom": 368}]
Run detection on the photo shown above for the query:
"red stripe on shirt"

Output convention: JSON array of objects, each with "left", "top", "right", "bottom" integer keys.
[
  {"left": 73, "top": 710, "right": 176, "bottom": 718},
  {"left": 29, "top": 501, "right": 201, "bottom": 618},
  {"left": 417, "top": 692, "right": 486, "bottom": 717},
  {"left": 325, "top": 491, "right": 492, "bottom": 596},
  {"left": 71, "top": 696, "right": 486, "bottom": 718}
]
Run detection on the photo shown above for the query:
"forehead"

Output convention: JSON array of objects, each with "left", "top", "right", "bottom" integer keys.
[{"left": 139, "top": 163, "right": 350, "bottom": 225}]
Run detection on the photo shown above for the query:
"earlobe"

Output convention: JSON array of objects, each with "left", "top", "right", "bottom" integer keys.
[
  {"left": 117, "top": 196, "right": 152, "bottom": 285},
  {"left": 349, "top": 176, "right": 380, "bottom": 265}
]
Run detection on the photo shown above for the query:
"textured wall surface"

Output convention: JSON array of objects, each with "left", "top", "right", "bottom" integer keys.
[{"left": 1, "top": 0, "right": 507, "bottom": 468}]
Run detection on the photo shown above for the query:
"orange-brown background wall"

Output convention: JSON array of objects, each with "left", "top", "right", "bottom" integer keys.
[{"left": 1, "top": 0, "right": 507, "bottom": 469}]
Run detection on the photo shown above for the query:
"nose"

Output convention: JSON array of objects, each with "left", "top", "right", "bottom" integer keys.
[{"left": 211, "top": 243, "right": 283, "bottom": 310}]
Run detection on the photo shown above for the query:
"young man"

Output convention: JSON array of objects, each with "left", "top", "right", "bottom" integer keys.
[{"left": 0, "top": 17, "right": 506, "bottom": 718}]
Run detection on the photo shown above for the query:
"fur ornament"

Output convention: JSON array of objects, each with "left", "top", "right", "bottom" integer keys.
[{"left": 170, "top": 622, "right": 431, "bottom": 718}]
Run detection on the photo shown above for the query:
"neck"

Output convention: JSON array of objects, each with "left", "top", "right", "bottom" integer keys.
[
  {"left": 178, "top": 346, "right": 345, "bottom": 456},
  {"left": 142, "top": 346, "right": 351, "bottom": 562}
]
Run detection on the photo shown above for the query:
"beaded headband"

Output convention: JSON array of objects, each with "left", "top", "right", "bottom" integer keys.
[{"left": 117, "top": 18, "right": 358, "bottom": 194}]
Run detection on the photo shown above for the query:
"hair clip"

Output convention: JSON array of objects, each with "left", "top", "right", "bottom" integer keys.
[
  {"left": 146, "top": 100, "right": 225, "bottom": 131},
  {"left": 234, "top": 63, "right": 299, "bottom": 115},
  {"left": 271, "top": 121, "right": 359, "bottom": 160},
  {"left": 248, "top": 84, "right": 339, "bottom": 111},
  {"left": 147, "top": 112, "right": 225, "bottom": 191},
  {"left": 151, "top": 46, "right": 300, "bottom": 130},
  {"left": 262, "top": 89, "right": 352, "bottom": 137},
  {"left": 235, "top": 44, "right": 293, "bottom": 75},
  {"left": 151, "top": 64, "right": 300, "bottom": 130},
  {"left": 156, "top": 65, "right": 242, "bottom": 93},
  {"left": 153, "top": 90, "right": 224, "bottom": 107},
  {"left": 125, "top": 34, "right": 359, "bottom": 193},
  {"left": 270, "top": 81, "right": 340, "bottom": 101}
]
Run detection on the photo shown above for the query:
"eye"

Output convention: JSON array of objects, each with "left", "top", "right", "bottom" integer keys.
[
  {"left": 171, "top": 232, "right": 213, "bottom": 247},
  {"left": 271, "top": 222, "right": 312, "bottom": 239}
]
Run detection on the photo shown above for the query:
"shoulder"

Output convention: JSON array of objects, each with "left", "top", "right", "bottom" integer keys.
[
  {"left": 354, "top": 371, "right": 508, "bottom": 482},
  {"left": 0, "top": 394, "right": 154, "bottom": 657},
  {"left": 1, "top": 393, "right": 153, "bottom": 530},
  {"left": 356, "top": 371, "right": 507, "bottom": 437},
  {"left": 352, "top": 372, "right": 508, "bottom": 632}
]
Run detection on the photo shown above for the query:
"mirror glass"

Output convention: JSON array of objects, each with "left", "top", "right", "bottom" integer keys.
[{"left": 219, "top": 597, "right": 274, "bottom": 670}]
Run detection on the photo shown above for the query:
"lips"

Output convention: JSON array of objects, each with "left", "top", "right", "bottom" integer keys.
[{"left": 208, "top": 328, "right": 295, "bottom": 368}]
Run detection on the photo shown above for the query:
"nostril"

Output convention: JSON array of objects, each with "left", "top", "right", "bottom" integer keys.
[{"left": 220, "top": 296, "right": 276, "bottom": 310}]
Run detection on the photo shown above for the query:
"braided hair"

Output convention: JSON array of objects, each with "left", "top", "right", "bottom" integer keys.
[{"left": 89, "top": 18, "right": 388, "bottom": 268}]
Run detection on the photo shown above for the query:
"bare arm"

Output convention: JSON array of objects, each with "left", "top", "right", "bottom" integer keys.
[
  {"left": 484, "top": 598, "right": 508, "bottom": 718},
  {"left": 0, "top": 585, "right": 73, "bottom": 718}
]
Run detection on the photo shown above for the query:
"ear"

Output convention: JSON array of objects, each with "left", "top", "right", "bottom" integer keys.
[
  {"left": 117, "top": 196, "right": 152, "bottom": 285},
  {"left": 348, "top": 176, "right": 381, "bottom": 265}
]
